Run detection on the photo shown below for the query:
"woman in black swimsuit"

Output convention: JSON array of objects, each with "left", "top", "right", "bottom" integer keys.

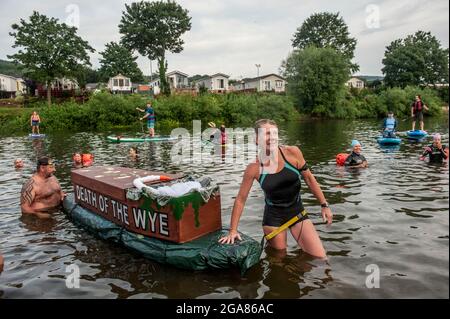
[{"left": 219, "top": 119, "right": 332, "bottom": 258}]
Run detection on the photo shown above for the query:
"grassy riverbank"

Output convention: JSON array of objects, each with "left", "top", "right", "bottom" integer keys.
[
  {"left": 0, "top": 92, "right": 300, "bottom": 134},
  {"left": 0, "top": 85, "right": 446, "bottom": 134}
]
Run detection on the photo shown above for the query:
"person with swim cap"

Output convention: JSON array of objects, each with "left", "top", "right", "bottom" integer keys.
[
  {"left": 382, "top": 111, "right": 398, "bottom": 138},
  {"left": 136, "top": 102, "right": 156, "bottom": 137},
  {"left": 344, "top": 140, "right": 368, "bottom": 168},
  {"left": 30, "top": 111, "right": 41, "bottom": 134},
  {"left": 420, "top": 133, "right": 448, "bottom": 164},
  {"left": 20, "top": 157, "right": 66, "bottom": 219},
  {"left": 411, "top": 95, "right": 429, "bottom": 131},
  {"left": 219, "top": 119, "right": 332, "bottom": 259}
]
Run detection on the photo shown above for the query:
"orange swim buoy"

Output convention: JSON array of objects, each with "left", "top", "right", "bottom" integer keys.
[
  {"left": 82, "top": 153, "right": 94, "bottom": 166},
  {"left": 336, "top": 153, "right": 349, "bottom": 166},
  {"left": 159, "top": 175, "right": 172, "bottom": 182}
]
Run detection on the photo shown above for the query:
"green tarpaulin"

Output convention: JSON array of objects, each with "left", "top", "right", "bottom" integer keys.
[{"left": 63, "top": 194, "right": 262, "bottom": 275}]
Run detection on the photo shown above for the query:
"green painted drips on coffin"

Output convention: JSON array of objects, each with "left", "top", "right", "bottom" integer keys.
[{"left": 140, "top": 192, "right": 206, "bottom": 228}]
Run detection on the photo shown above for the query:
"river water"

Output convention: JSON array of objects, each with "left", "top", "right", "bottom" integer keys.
[{"left": 0, "top": 117, "right": 448, "bottom": 298}]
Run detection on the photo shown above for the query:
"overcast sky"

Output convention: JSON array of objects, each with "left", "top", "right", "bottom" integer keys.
[{"left": 0, "top": 0, "right": 448, "bottom": 79}]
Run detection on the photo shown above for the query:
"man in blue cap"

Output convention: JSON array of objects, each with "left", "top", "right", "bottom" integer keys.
[{"left": 345, "top": 140, "right": 368, "bottom": 168}]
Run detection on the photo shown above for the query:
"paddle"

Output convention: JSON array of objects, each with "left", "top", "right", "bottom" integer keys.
[
  {"left": 137, "top": 110, "right": 147, "bottom": 137},
  {"left": 401, "top": 115, "right": 413, "bottom": 122}
]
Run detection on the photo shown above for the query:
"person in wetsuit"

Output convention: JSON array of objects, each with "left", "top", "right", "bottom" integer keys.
[
  {"left": 420, "top": 133, "right": 448, "bottom": 164},
  {"left": 382, "top": 111, "right": 398, "bottom": 138},
  {"left": 136, "top": 102, "right": 156, "bottom": 137},
  {"left": 219, "top": 119, "right": 332, "bottom": 258},
  {"left": 344, "top": 140, "right": 368, "bottom": 168}
]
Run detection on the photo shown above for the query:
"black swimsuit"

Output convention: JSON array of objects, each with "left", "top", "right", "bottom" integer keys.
[
  {"left": 423, "top": 144, "right": 448, "bottom": 163},
  {"left": 258, "top": 147, "right": 308, "bottom": 227}
]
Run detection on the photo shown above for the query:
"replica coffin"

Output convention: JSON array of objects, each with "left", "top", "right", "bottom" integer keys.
[{"left": 71, "top": 166, "right": 222, "bottom": 243}]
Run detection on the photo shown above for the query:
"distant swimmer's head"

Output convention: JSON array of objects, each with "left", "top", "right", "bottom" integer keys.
[
  {"left": 14, "top": 158, "right": 24, "bottom": 169},
  {"left": 129, "top": 147, "right": 138, "bottom": 157},
  {"left": 73, "top": 153, "right": 82, "bottom": 165}
]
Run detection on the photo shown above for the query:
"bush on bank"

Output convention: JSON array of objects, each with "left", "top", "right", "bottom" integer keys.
[{"left": 0, "top": 92, "right": 300, "bottom": 133}]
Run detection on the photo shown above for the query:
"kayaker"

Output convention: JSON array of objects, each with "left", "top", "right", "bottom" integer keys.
[
  {"left": 219, "top": 119, "right": 332, "bottom": 258},
  {"left": 344, "top": 140, "right": 368, "bottom": 168},
  {"left": 382, "top": 111, "right": 398, "bottom": 138},
  {"left": 411, "top": 95, "right": 429, "bottom": 131},
  {"left": 137, "top": 102, "right": 156, "bottom": 137},
  {"left": 30, "top": 111, "right": 41, "bottom": 135},
  {"left": 20, "top": 157, "right": 66, "bottom": 219},
  {"left": 420, "top": 133, "right": 448, "bottom": 164}
]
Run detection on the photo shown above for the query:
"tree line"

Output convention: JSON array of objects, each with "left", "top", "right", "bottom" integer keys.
[
  {"left": 283, "top": 12, "right": 449, "bottom": 116},
  {"left": 6, "top": 3, "right": 449, "bottom": 117},
  {"left": 7, "top": 0, "right": 191, "bottom": 106}
]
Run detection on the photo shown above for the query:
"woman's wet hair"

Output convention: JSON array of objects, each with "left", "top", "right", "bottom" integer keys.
[{"left": 254, "top": 119, "right": 277, "bottom": 133}]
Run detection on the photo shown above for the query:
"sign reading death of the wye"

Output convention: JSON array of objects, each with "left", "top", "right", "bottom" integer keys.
[{"left": 74, "top": 184, "right": 170, "bottom": 237}]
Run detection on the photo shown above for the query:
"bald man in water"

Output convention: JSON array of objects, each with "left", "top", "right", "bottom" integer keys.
[{"left": 20, "top": 157, "right": 66, "bottom": 219}]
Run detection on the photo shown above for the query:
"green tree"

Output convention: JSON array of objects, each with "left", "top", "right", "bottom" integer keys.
[
  {"left": 119, "top": 0, "right": 192, "bottom": 96},
  {"left": 382, "top": 31, "right": 449, "bottom": 88},
  {"left": 292, "top": 12, "right": 358, "bottom": 72},
  {"left": 73, "top": 66, "right": 102, "bottom": 89},
  {"left": 8, "top": 11, "right": 94, "bottom": 106},
  {"left": 99, "top": 42, "right": 144, "bottom": 83},
  {"left": 282, "top": 46, "right": 351, "bottom": 116}
]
